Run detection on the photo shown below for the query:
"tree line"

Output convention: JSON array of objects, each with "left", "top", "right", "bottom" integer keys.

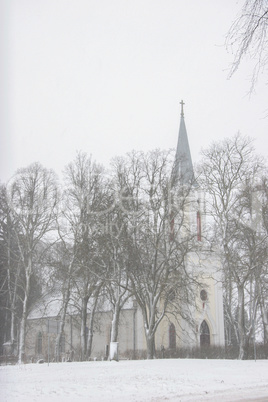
[{"left": 0, "top": 134, "right": 267, "bottom": 361}]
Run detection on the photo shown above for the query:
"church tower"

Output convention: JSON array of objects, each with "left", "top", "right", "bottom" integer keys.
[
  {"left": 171, "top": 101, "right": 225, "bottom": 348},
  {"left": 171, "top": 100, "right": 202, "bottom": 242}
]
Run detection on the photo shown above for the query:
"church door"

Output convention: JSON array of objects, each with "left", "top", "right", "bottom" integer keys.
[{"left": 200, "top": 320, "right": 210, "bottom": 347}]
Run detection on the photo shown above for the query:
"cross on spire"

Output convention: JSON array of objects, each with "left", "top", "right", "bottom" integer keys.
[{"left": 180, "top": 100, "right": 185, "bottom": 117}]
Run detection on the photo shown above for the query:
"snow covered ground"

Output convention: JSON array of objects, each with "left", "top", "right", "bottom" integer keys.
[{"left": 1, "top": 358, "right": 268, "bottom": 401}]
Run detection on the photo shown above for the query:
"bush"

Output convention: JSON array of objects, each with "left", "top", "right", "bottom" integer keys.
[{"left": 119, "top": 342, "right": 268, "bottom": 360}]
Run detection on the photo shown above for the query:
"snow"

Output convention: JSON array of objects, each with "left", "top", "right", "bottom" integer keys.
[{"left": 1, "top": 359, "right": 268, "bottom": 401}]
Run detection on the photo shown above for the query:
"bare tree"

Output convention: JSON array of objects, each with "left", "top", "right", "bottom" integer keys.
[
  {"left": 0, "top": 185, "right": 22, "bottom": 352},
  {"left": 6, "top": 163, "right": 58, "bottom": 363},
  {"left": 199, "top": 134, "right": 267, "bottom": 359},
  {"left": 48, "top": 239, "right": 77, "bottom": 362},
  {"left": 226, "top": 0, "right": 268, "bottom": 91},
  {"left": 63, "top": 153, "right": 106, "bottom": 360},
  {"left": 225, "top": 186, "right": 266, "bottom": 359},
  {"left": 258, "top": 175, "right": 268, "bottom": 345},
  {"left": 99, "top": 154, "right": 142, "bottom": 358},
  {"left": 126, "top": 149, "right": 198, "bottom": 359}
]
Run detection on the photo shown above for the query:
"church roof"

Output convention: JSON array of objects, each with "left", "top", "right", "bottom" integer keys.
[{"left": 172, "top": 101, "right": 196, "bottom": 187}]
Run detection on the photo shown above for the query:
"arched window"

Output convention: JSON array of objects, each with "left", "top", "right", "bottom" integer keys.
[
  {"left": 200, "top": 320, "right": 210, "bottom": 347},
  {"left": 169, "top": 323, "right": 176, "bottom": 349},
  {"left": 200, "top": 289, "right": 208, "bottom": 309},
  {"left": 37, "top": 332, "right": 42, "bottom": 354}
]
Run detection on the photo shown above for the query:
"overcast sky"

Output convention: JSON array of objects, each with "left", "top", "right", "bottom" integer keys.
[{"left": 1, "top": 0, "right": 267, "bottom": 183}]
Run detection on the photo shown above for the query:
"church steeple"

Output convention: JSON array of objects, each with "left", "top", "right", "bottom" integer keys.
[{"left": 172, "top": 100, "right": 196, "bottom": 187}]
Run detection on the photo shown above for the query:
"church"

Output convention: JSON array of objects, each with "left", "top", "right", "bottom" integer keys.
[{"left": 25, "top": 103, "right": 225, "bottom": 361}]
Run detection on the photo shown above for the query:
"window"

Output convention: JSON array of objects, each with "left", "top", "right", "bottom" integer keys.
[
  {"left": 200, "top": 320, "right": 210, "bottom": 347},
  {"left": 37, "top": 332, "right": 42, "bottom": 354},
  {"left": 200, "top": 289, "right": 208, "bottom": 301},
  {"left": 169, "top": 323, "right": 176, "bottom": 349}
]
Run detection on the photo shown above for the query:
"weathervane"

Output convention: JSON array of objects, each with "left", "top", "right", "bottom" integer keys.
[{"left": 180, "top": 100, "right": 185, "bottom": 117}]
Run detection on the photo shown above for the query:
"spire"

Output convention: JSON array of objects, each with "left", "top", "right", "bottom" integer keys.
[{"left": 172, "top": 100, "right": 196, "bottom": 187}]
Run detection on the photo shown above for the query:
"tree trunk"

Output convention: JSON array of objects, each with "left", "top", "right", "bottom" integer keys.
[
  {"left": 6, "top": 224, "right": 20, "bottom": 348},
  {"left": 18, "top": 263, "right": 32, "bottom": 364},
  {"left": 260, "top": 297, "right": 268, "bottom": 347},
  {"left": 109, "top": 300, "right": 121, "bottom": 361},
  {"left": 9, "top": 268, "right": 20, "bottom": 354},
  {"left": 10, "top": 302, "right": 16, "bottom": 345},
  {"left": 80, "top": 295, "right": 89, "bottom": 361},
  {"left": 55, "top": 290, "right": 70, "bottom": 362},
  {"left": 18, "top": 309, "right": 27, "bottom": 364},
  {"left": 86, "top": 290, "right": 99, "bottom": 360},
  {"left": 146, "top": 333, "right": 155, "bottom": 359},
  {"left": 139, "top": 295, "right": 158, "bottom": 359},
  {"left": 110, "top": 302, "right": 120, "bottom": 343},
  {"left": 55, "top": 256, "right": 74, "bottom": 361},
  {"left": 237, "top": 284, "right": 247, "bottom": 360}
]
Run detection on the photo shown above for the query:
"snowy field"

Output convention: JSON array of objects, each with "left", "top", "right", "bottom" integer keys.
[{"left": 1, "top": 359, "right": 268, "bottom": 401}]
